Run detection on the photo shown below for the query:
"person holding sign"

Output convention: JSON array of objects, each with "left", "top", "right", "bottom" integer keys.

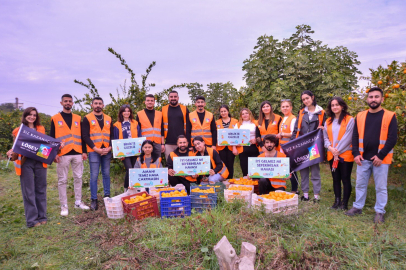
[
  {"left": 291, "top": 90, "right": 326, "bottom": 202},
  {"left": 167, "top": 135, "right": 196, "bottom": 194},
  {"left": 323, "top": 97, "right": 354, "bottom": 210},
  {"left": 193, "top": 136, "right": 229, "bottom": 183},
  {"left": 134, "top": 140, "right": 163, "bottom": 169},
  {"left": 50, "top": 94, "right": 89, "bottom": 216},
  {"left": 189, "top": 96, "right": 217, "bottom": 150},
  {"left": 82, "top": 97, "right": 114, "bottom": 211},
  {"left": 257, "top": 101, "right": 282, "bottom": 154},
  {"left": 215, "top": 105, "right": 239, "bottom": 179},
  {"left": 257, "top": 135, "right": 289, "bottom": 194},
  {"left": 113, "top": 104, "right": 141, "bottom": 191}
]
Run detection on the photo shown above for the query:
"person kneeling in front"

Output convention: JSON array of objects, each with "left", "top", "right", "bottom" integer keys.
[{"left": 193, "top": 136, "right": 229, "bottom": 184}]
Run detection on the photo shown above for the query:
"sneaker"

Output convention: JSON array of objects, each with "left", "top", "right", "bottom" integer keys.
[
  {"left": 90, "top": 199, "right": 98, "bottom": 211},
  {"left": 374, "top": 213, "right": 385, "bottom": 224},
  {"left": 75, "top": 201, "right": 90, "bottom": 210},
  {"left": 60, "top": 205, "right": 69, "bottom": 216},
  {"left": 301, "top": 196, "right": 309, "bottom": 201},
  {"left": 313, "top": 197, "right": 320, "bottom": 203},
  {"left": 345, "top": 207, "right": 362, "bottom": 216}
]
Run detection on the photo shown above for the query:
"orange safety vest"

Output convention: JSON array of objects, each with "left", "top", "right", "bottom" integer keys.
[
  {"left": 137, "top": 110, "right": 162, "bottom": 144},
  {"left": 356, "top": 109, "right": 395, "bottom": 164},
  {"left": 296, "top": 108, "right": 325, "bottom": 138},
  {"left": 85, "top": 113, "right": 112, "bottom": 152},
  {"left": 12, "top": 126, "right": 47, "bottom": 176},
  {"left": 162, "top": 104, "right": 187, "bottom": 139},
  {"left": 215, "top": 118, "right": 239, "bottom": 151},
  {"left": 51, "top": 113, "right": 82, "bottom": 156},
  {"left": 189, "top": 110, "right": 213, "bottom": 146},
  {"left": 113, "top": 120, "right": 139, "bottom": 139},
  {"left": 326, "top": 115, "right": 354, "bottom": 162},
  {"left": 258, "top": 115, "right": 282, "bottom": 153},
  {"left": 279, "top": 114, "right": 296, "bottom": 145},
  {"left": 140, "top": 157, "right": 162, "bottom": 168},
  {"left": 258, "top": 152, "right": 286, "bottom": 189},
  {"left": 203, "top": 147, "right": 229, "bottom": 179},
  {"left": 169, "top": 151, "right": 196, "bottom": 182}
]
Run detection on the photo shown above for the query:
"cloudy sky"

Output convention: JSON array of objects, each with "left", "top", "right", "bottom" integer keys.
[{"left": 1, "top": 0, "right": 405, "bottom": 115}]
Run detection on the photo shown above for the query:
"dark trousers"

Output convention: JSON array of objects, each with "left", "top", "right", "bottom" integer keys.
[
  {"left": 329, "top": 160, "right": 353, "bottom": 204},
  {"left": 239, "top": 145, "right": 259, "bottom": 177},
  {"left": 258, "top": 178, "right": 285, "bottom": 195},
  {"left": 290, "top": 172, "right": 299, "bottom": 192},
  {"left": 20, "top": 158, "right": 47, "bottom": 227},
  {"left": 169, "top": 175, "right": 193, "bottom": 194},
  {"left": 218, "top": 147, "right": 235, "bottom": 179},
  {"left": 122, "top": 156, "right": 137, "bottom": 188}
]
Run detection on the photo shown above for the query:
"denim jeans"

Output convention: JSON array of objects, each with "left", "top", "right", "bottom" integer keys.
[
  {"left": 88, "top": 151, "right": 112, "bottom": 200},
  {"left": 353, "top": 160, "right": 389, "bottom": 214}
]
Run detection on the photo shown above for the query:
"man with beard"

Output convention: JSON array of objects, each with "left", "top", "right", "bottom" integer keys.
[
  {"left": 257, "top": 134, "right": 289, "bottom": 194},
  {"left": 82, "top": 97, "right": 114, "bottom": 210},
  {"left": 346, "top": 87, "right": 397, "bottom": 223},
  {"left": 161, "top": 91, "right": 192, "bottom": 159},
  {"left": 189, "top": 96, "right": 217, "bottom": 150},
  {"left": 50, "top": 94, "right": 89, "bottom": 216},
  {"left": 167, "top": 135, "right": 196, "bottom": 194}
]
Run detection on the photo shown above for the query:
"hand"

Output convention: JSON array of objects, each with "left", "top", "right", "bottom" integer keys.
[
  {"left": 275, "top": 133, "right": 282, "bottom": 139},
  {"left": 54, "top": 156, "right": 60, "bottom": 163},
  {"left": 60, "top": 141, "right": 65, "bottom": 149},
  {"left": 354, "top": 155, "right": 364, "bottom": 166},
  {"left": 211, "top": 146, "right": 216, "bottom": 151},
  {"left": 317, "top": 126, "right": 324, "bottom": 130},
  {"left": 371, "top": 155, "right": 382, "bottom": 167},
  {"left": 161, "top": 145, "right": 165, "bottom": 153},
  {"left": 288, "top": 173, "right": 292, "bottom": 179},
  {"left": 246, "top": 175, "right": 252, "bottom": 180},
  {"left": 329, "top": 146, "right": 339, "bottom": 156},
  {"left": 189, "top": 147, "right": 194, "bottom": 151},
  {"left": 250, "top": 138, "right": 256, "bottom": 144},
  {"left": 82, "top": 153, "right": 88, "bottom": 161},
  {"left": 93, "top": 147, "right": 103, "bottom": 155},
  {"left": 168, "top": 169, "right": 175, "bottom": 176},
  {"left": 6, "top": 149, "right": 14, "bottom": 158},
  {"left": 209, "top": 169, "right": 215, "bottom": 176},
  {"left": 333, "top": 155, "right": 339, "bottom": 161},
  {"left": 192, "top": 174, "right": 198, "bottom": 179},
  {"left": 262, "top": 146, "right": 266, "bottom": 153},
  {"left": 232, "top": 146, "right": 239, "bottom": 156}
]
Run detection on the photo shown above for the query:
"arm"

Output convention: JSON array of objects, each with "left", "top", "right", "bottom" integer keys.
[
  {"left": 336, "top": 118, "right": 354, "bottom": 154},
  {"left": 377, "top": 115, "right": 398, "bottom": 160},
  {"left": 50, "top": 119, "right": 56, "bottom": 138},
  {"left": 352, "top": 117, "right": 360, "bottom": 157},
  {"left": 81, "top": 118, "right": 95, "bottom": 149},
  {"left": 211, "top": 118, "right": 217, "bottom": 147},
  {"left": 134, "top": 159, "right": 141, "bottom": 169},
  {"left": 113, "top": 126, "right": 120, "bottom": 140},
  {"left": 290, "top": 114, "right": 299, "bottom": 140},
  {"left": 185, "top": 108, "right": 192, "bottom": 145},
  {"left": 323, "top": 121, "right": 331, "bottom": 148},
  {"left": 212, "top": 150, "right": 223, "bottom": 174},
  {"left": 255, "top": 126, "right": 262, "bottom": 146}
]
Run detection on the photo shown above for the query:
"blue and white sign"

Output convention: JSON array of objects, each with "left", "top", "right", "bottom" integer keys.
[
  {"left": 173, "top": 156, "right": 211, "bottom": 176},
  {"left": 248, "top": 157, "right": 290, "bottom": 178},
  {"left": 129, "top": 168, "right": 168, "bottom": 188},
  {"left": 217, "top": 129, "right": 251, "bottom": 146},
  {"left": 112, "top": 137, "right": 146, "bottom": 158}
]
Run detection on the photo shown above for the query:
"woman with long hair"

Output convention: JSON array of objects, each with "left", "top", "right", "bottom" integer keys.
[
  {"left": 215, "top": 105, "right": 239, "bottom": 179},
  {"left": 134, "top": 140, "right": 163, "bottom": 169},
  {"left": 323, "top": 97, "right": 354, "bottom": 210},
  {"left": 113, "top": 104, "right": 140, "bottom": 191},
  {"left": 257, "top": 101, "right": 282, "bottom": 153},
  {"left": 291, "top": 90, "right": 326, "bottom": 202}
]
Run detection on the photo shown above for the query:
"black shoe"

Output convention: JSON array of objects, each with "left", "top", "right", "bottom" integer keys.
[
  {"left": 339, "top": 201, "right": 348, "bottom": 210},
  {"left": 90, "top": 199, "right": 98, "bottom": 211},
  {"left": 313, "top": 197, "right": 320, "bottom": 203},
  {"left": 330, "top": 197, "right": 341, "bottom": 209},
  {"left": 374, "top": 212, "right": 385, "bottom": 224},
  {"left": 301, "top": 196, "right": 309, "bottom": 201},
  {"left": 345, "top": 207, "right": 362, "bottom": 216},
  {"left": 103, "top": 194, "right": 110, "bottom": 198}
]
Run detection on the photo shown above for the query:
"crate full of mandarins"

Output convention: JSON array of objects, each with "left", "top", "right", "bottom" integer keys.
[{"left": 251, "top": 191, "right": 298, "bottom": 214}]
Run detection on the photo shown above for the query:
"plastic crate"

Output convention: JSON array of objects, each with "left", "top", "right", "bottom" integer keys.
[
  {"left": 149, "top": 184, "right": 186, "bottom": 204},
  {"left": 197, "top": 183, "right": 224, "bottom": 193},
  {"left": 228, "top": 184, "right": 254, "bottom": 193},
  {"left": 251, "top": 191, "right": 298, "bottom": 214},
  {"left": 121, "top": 191, "right": 160, "bottom": 221},
  {"left": 224, "top": 189, "right": 252, "bottom": 207},
  {"left": 160, "top": 190, "right": 191, "bottom": 218},
  {"left": 104, "top": 192, "right": 129, "bottom": 219}
]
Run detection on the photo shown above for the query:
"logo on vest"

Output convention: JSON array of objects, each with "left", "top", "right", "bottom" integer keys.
[
  {"left": 217, "top": 125, "right": 221, "bottom": 128},
  {"left": 308, "top": 144, "right": 320, "bottom": 160},
  {"left": 205, "top": 118, "right": 210, "bottom": 123},
  {"left": 58, "top": 121, "right": 63, "bottom": 126},
  {"left": 91, "top": 120, "right": 96, "bottom": 126},
  {"left": 37, "top": 144, "right": 52, "bottom": 159},
  {"left": 74, "top": 121, "right": 79, "bottom": 127},
  {"left": 106, "top": 120, "right": 110, "bottom": 125},
  {"left": 272, "top": 121, "right": 276, "bottom": 125},
  {"left": 283, "top": 124, "right": 288, "bottom": 129},
  {"left": 192, "top": 118, "right": 197, "bottom": 123}
]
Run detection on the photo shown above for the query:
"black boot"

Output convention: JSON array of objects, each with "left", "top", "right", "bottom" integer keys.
[
  {"left": 330, "top": 197, "right": 341, "bottom": 209},
  {"left": 339, "top": 199, "right": 348, "bottom": 210},
  {"left": 90, "top": 199, "right": 98, "bottom": 211}
]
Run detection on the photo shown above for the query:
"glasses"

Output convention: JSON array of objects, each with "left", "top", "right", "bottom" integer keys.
[
  {"left": 281, "top": 99, "right": 291, "bottom": 102},
  {"left": 121, "top": 104, "right": 131, "bottom": 108}
]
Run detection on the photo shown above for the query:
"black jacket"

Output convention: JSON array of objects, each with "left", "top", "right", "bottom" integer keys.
[{"left": 291, "top": 107, "right": 326, "bottom": 140}]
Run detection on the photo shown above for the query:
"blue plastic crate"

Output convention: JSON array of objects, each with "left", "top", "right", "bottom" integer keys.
[
  {"left": 190, "top": 185, "right": 218, "bottom": 195},
  {"left": 160, "top": 191, "right": 191, "bottom": 218},
  {"left": 190, "top": 193, "right": 217, "bottom": 213}
]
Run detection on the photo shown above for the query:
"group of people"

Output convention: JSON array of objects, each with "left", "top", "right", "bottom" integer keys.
[{"left": 7, "top": 87, "right": 397, "bottom": 227}]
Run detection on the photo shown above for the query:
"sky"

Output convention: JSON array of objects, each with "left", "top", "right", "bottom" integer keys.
[{"left": 1, "top": 0, "right": 405, "bottom": 115}]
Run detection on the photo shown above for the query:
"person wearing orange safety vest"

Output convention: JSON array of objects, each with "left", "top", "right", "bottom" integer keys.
[
  {"left": 134, "top": 140, "right": 163, "bottom": 171},
  {"left": 256, "top": 101, "right": 282, "bottom": 154},
  {"left": 161, "top": 90, "right": 192, "bottom": 160},
  {"left": 257, "top": 135, "right": 290, "bottom": 194},
  {"left": 193, "top": 136, "right": 229, "bottom": 184},
  {"left": 189, "top": 96, "right": 217, "bottom": 150},
  {"left": 82, "top": 97, "right": 114, "bottom": 211},
  {"left": 346, "top": 87, "right": 397, "bottom": 224},
  {"left": 50, "top": 94, "right": 89, "bottom": 216},
  {"left": 291, "top": 90, "right": 326, "bottom": 203},
  {"left": 323, "top": 97, "right": 354, "bottom": 211},
  {"left": 7, "top": 107, "right": 50, "bottom": 228},
  {"left": 136, "top": 94, "right": 165, "bottom": 158},
  {"left": 113, "top": 104, "right": 141, "bottom": 191}
]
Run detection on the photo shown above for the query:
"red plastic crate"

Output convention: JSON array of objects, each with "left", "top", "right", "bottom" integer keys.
[{"left": 121, "top": 191, "right": 160, "bottom": 221}]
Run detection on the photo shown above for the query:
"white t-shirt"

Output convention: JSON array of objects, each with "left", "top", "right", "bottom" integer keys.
[{"left": 236, "top": 121, "right": 256, "bottom": 140}]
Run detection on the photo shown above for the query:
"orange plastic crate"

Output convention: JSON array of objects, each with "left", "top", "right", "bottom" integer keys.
[{"left": 121, "top": 191, "right": 160, "bottom": 221}]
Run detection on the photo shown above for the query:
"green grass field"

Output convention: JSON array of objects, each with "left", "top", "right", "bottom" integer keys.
[{"left": 1, "top": 160, "right": 406, "bottom": 269}]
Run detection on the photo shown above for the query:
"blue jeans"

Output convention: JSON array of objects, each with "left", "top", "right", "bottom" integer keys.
[
  {"left": 88, "top": 151, "right": 112, "bottom": 200},
  {"left": 353, "top": 160, "right": 389, "bottom": 213}
]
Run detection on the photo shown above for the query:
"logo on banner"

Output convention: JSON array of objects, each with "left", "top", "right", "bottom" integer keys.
[
  {"left": 91, "top": 120, "right": 96, "bottom": 126},
  {"left": 308, "top": 144, "right": 320, "bottom": 160},
  {"left": 58, "top": 121, "right": 63, "bottom": 126},
  {"left": 74, "top": 121, "right": 79, "bottom": 127},
  {"left": 37, "top": 144, "right": 52, "bottom": 159}
]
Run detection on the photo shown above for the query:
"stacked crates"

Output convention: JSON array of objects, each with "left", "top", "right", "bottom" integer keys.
[
  {"left": 160, "top": 190, "right": 191, "bottom": 218},
  {"left": 224, "top": 184, "right": 254, "bottom": 207},
  {"left": 149, "top": 184, "right": 186, "bottom": 204},
  {"left": 121, "top": 191, "right": 160, "bottom": 221},
  {"left": 251, "top": 190, "right": 298, "bottom": 214},
  {"left": 190, "top": 186, "right": 217, "bottom": 213}
]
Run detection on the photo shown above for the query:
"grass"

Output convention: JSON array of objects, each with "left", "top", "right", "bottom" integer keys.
[{"left": 1, "top": 159, "right": 406, "bottom": 269}]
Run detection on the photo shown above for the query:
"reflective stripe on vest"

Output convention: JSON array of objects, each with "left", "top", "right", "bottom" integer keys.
[
  {"left": 215, "top": 118, "right": 239, "bottom": 151},
  {"left": 162, "top": 104, "right": 187, "bottom": 139},
  {"left": 326, "top": 115, "right": 354, "bottom": 162},
  {"left": 189, "top": 110, "right": 213, "bottom": 146},
  {"left": 206, "top": 147, "right": 229, "bottom": 179},
  {"left": 85, "top": 113, "right": 111, "bottom": 152},
  {"left": 137, "top": 110, "right": 162, "bottom": 144},
  {"left": 169, "top": 152, "right": 196, "bottom": 182},
  {"left": 140, "top": 157, "right": 162, "bottom": 168},
  {"left": 113, "top": 120, "right": 139, "bottom": 139},
  {"left": 52, "top": 113, "right": 82, "bottom": 156},
  {"left": 296, "top": 109, "right": 325, "bottom": 138}
]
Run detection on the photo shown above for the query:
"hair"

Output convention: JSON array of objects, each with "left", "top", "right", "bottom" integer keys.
[
  {"left": 169, "top": 90, "right": 178, "bottom": 96},
  {"left": 258, "top": 101, "right": 274, "bottom": 126},
  {"left": 195, "top": 96, "right": 205, "bottom": 102},
  {"left": 218, "top": 105, "right": 231, "bottom": 119},
  {"left": 193, "top": 136, "right": 204, "bottom": 143},
  {"left": 326, "top": 97, "right": 350, "bottom": 125},
  {"left": 61, "top": 94, "right": 73, "bottom": 100},
  {"left": 238, "top": 108, "right": 255, "bottom": 125},
  {"left": 118, "top": 104, "right": 133, "bottom": 122},
  {"left": 92, "top": 97, "right": 103, "bottom": 104},
  {"left": 280, "top": 99, "right": 293, "bottom": 107},
  {"left": 139, "top": 140, "right": 159, "bottom": 164},
  {"left": 368, "top": 87, "right": 383, "bottom": 96},
  {"left": 300, "top": 90, "right": 317, "bottom": 109},
  {"left": 177, "top": 135, "right": 187, "bottom": 143},
  {"left": 263, "top": 134, "right": 279, "bottom": 147},
  {"left": 22, "top": 107, "right": 41, "bottom": 127},
  {"left": 145, "top": 94, "right": 155, "bottom": 100}
]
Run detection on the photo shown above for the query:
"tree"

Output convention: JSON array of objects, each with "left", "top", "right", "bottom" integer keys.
[
  {"left": 0, "top": 103, "right": 16, "bottom": 113},
  {"left": 242, "top": 24, "right": 361, "bottom": 116}
]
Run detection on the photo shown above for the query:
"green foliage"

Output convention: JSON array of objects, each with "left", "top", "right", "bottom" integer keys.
[
  {"left": 0, "top": 110, "right": 22, "bottom": 157},
  {"left": 242, "top": 24, "right": 361, "bottom": 116},
  {"left": 0, "top": 103, "right": 16, "bottom": 113}
]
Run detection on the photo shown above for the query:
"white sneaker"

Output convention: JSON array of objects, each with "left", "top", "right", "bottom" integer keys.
[
  {"left": 60, "top": 205, "right": 69, "bottom": 216},
  {"left": 74, "top": 201, "right": 90, "bottom": 210}
]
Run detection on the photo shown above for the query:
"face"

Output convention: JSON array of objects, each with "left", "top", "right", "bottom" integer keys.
[
  {"left": 145, "top": 97, "right": 155, "bottom": 109},
  {"left": 177, "top": 138, "right": 188, "bottom": 151},
  {"left": 241, "top": 110, "right": 250, "bottom": 121},
  {"left": 61, "top": 97, "right": 73, "bottom": 111},
  {"left": 301, "top": 94, "right": 314, "bottom": 107},
  {"left": 281, "top": 102, "right": 292, "bottom": 116},
  {"left": 367, "top": 91, "right": 383, "bottom": 109},
  {"left": 169, "top": 93, "right": 179, "bottom": 106},
  {"left": 195, "top": 99, "right": 206, "bottom": 110},
  {"left": 330, "top": 100, "right": 342, "bottom": 115},
  {"left": 264, "top": 140, "right": 275, "bottom": 151},
  {"left": 91, "top": 99, "right": 104, "bottom": 113},
  {"left": 194, "top": 140, "right": 205, "bottom": 152},
  {"left": 25, "top": 110, "right": 37, "bottom": 124},
  {"left": 122, "top": 108, "right": 131, "bottom": 119},
  {"left": 261, "top": 103, "right": 271, "bottom": 114},
  {"left": 142, "top": 143, "right": 153, "bottom": 155},
  {"left": 220, "top": 108, "right": 229, "bottom": 118}
]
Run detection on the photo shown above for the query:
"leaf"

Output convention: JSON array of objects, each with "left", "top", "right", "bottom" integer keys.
[
  {"left": 201, "top": 247, "right": 209, "bottom": 253},
  {"left": 204, "top": 256, "right": 211, "bottom": 260}
]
